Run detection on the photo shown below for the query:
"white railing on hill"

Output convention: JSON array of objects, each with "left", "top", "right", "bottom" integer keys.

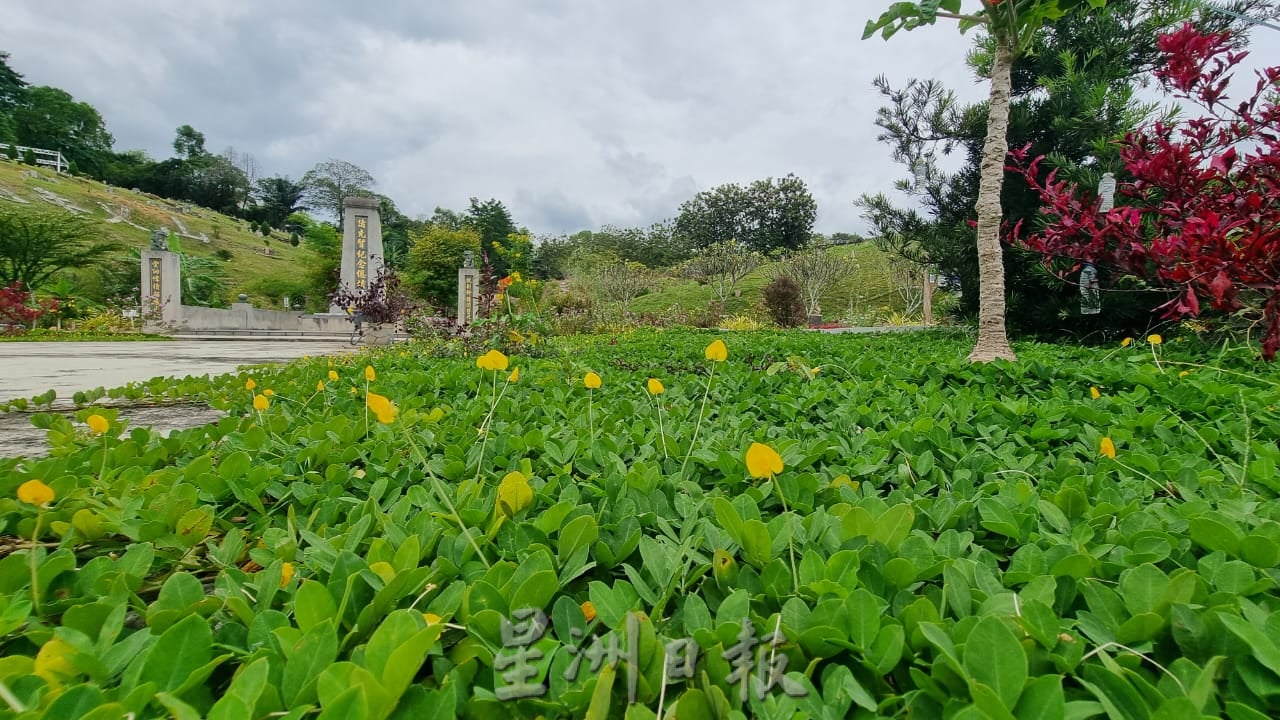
[{"left": 0, "top": 143, "right": 69, "bottom": 173}]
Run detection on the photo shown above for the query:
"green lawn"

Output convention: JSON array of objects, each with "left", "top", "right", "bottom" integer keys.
[
  {"left": 630, "top": 243, "right": 924, "bottom": 322},
  {"left": 0, "top": 159, "right": 320, "bottom": 307},
  {"left": 2, "top": 329, "right": 1277, "bottom": 717}
]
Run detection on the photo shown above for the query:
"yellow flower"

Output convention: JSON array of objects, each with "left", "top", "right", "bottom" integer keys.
[
  {"left": 1100, "top": 437, "right": 1116, "bottom": 459},
  {"left": 580, "top": 601, "right": 597, "bottom": 623},
  {"left": 253, "top": 394, "right": 270, "bottom": 411},
  {"left": 1121, "top": 337, "right": 1132, "bottom": 347},
  {"left": 497, "top": 470, "right": 534, "bottom": 517},
  {"left": 350, "top": 387, "right": 358, "bottom": 395},
  {"left": 280, "top": 562, "right": 295, "bottom": 587},
  {"left": 18, "top": 479, "right": 55, "bottom": 506},
  {"left": 86, "top": 414, "right": 109, "bottom": 434},
  {"left": 365, "top": 365, "right": 376, "bottom": 381},
  {"left": 647, "top": 378, "right": 665, "bottom": 395},
  {"left": 328, "top": 370, "right": 339, "bottom": 382},
  {"left": 1148, "top": 334, "right": 1163, "bottom": 345},
  {"left": 245, "top": 378, "right": 256, "bottom": 391},
  {"left": 584, "top": 372, "right": 602, "bottom": 389},
  {"left": 317, "top": 380, "right": 325, "bottom": 392},
  {"left": 745, "top": 442, "right": 784, "bottom": 479},
  {"left": 366, "top": 392, "right": 399, "bottom": 424},
  {"left": 476, "top": 349, "right": 510, "bottom": 372},
  {"left": 705, "top": 339, "right": 728, "bottom": 363},
  {"left": 1179, "top": 370, "right": 1190, "bottom": 378},
  {"left": 1089, "top": 386, "right": 1101, "bottom": 400},
  {"left": 263, "top": 389, "right": 275, "bottom": 397},
  {"left": 509, "top": 367, "right": 520, "bottom": 383},
  {"left": 423, "top": 612, "right": 443, "bottom": 626}
]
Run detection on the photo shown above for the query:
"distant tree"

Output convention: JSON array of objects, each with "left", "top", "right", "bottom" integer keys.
[
  {"left": 12, "top": 86, "right": 114, "bottom": 175},
  {"left": 531, "top": 234, "right": 575, "bottom": 279},
  {"left": 22, "top": 148, "right": 36, "bottom": 166},
  {"left": 222, "top": 147, "right": 259, "bottom": 211},
  {"left": 465, "top": 198, "right": 518, "bottom": 274},
  {"left": 0, "top": 51, "right": 27, "bottom": 142},
  {"left": 172, "top": 125, "right": 207, "bottom": 159},
  {"left": 593, "top": 261, "right": 657, "bottom": 314},
  {"left": 829, "top": 232, "right": 866, "bottom": 246},
  {"left": 428, "top": 206, "right": 467, "bottom": 231},
  {"left": 301, "top": 159, "right": 375, "bottom": 227},
  {"left": 405, "top": 225, "right": 482, "bottom": 310},
  {"left": 683, "top": 241, "right": 763, "bottom": 304},
  {"left": 374, "top": 194, "right": 424, "bottom": 270},
  {"left": 675, "top": 174, "right": 817, "bottom": 253},
  {"left": 254, "top": 177, "right": 307, "bottom": 229},
  {"left": 0, "top": 206, "right": 119, "bottom": 289},
  {"left": 774, "top": 248, "right": 859, "bottom": 319}
]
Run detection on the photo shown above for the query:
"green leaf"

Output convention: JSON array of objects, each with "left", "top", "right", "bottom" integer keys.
[
  {"left": 1015, "top": 674, "right": 1066, "bottom": 720},
  {"left": 873, "top": 503, "right": 915, "bottom": 551},
  {"left": 140, "top": 613, "right": 212, "bottom": 693},
  {"left": 558, "top": 514, "right": 599, "bottom": 564},
  {"left": 295, "top": 580, "right": 339, "bottom": 633},
  {"left": 963, "top": 616, "right": 1028, "bottom": 709},
  {"left": 1219, "top": 613, "right": 1280, "bottom": 676}
]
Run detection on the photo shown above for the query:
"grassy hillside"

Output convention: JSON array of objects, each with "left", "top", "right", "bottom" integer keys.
[
  {"left": 0, "top": 158, "right": 319, "bottom": 307},
  {"left": 630, "top": 243, "right": 937, "bottom": 323}
]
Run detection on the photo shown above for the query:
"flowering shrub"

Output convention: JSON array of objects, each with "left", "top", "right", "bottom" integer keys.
[
  {"left": 0, "top": 282, "right": 54, "bottom": 334},
  {"left": 1011, "top": 25, "right": 1280, "bottom": 358}
]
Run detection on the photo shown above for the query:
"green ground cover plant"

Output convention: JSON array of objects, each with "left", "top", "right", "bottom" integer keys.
[{"left": 1, "top": 330, "right": 1279, "bottom": 718}]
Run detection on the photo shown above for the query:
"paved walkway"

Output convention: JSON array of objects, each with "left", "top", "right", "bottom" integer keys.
[{"left": 0, "top": 339, "right": 354, "bottom": 402}]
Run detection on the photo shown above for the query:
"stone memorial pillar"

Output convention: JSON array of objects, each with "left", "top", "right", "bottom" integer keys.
[
  {"left": 330, "top": 196, "right": 384, "bottom": 313},
  {"left": 457, "top": 250, "right": 481, "bottom": 324},
  {"left": 140, "top": 249, "right": 181, "bottom": 330}
]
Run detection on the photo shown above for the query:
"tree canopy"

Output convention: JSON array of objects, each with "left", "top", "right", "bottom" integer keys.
[
  {"left": 0, "top": 205, "right": 119, "bottom": 290},
  {"left": 675, "top": 174, "right": 816, "bottom": 254},
  {"left": 301, "top": 159, "right": 376, "bottom": 226}
]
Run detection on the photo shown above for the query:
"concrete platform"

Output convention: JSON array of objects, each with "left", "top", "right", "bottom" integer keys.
[{"left": 0, "top": 339, "right": 355, "bottom": 403}]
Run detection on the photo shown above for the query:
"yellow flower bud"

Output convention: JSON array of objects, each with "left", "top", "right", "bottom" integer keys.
[
  {"left": 86, "top": 414, "right": 109, "bottom": 434},
  {"left": 18, "top": 479, "right": 55, "bottom": 506},
  {"left": 745, "top": 442, "right": 784, "bottom": 479},
  {"left": 647, "top": 378, "right": 664, "bottom": 395},
  {"left": 705, "top": 339, "right": 728, "bottom": 362},
  {"left": 584, "top": 372, "right": 602, "bottom": 389}
]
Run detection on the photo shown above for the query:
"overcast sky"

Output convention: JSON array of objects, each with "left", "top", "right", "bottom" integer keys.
[{"left": 4, "top": 1, "right": 1277, "bottom": 235}]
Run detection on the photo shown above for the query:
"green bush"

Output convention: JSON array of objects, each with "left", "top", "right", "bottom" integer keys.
[{"left": 762, "top": 275, "right": 806, "bottom": 328}]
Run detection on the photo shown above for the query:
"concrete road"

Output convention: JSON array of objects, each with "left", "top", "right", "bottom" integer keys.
[{"left": 0, "top": 339, "right": 356, "bottom": 402}]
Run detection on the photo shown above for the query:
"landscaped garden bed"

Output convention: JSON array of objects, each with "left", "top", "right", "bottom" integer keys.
[{"left": 2, "top": 329, "right": 1278, "bottom": 718}]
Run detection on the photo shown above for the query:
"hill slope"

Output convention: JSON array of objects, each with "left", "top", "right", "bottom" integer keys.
[
  {"left": 0, "top": 158, "right": 319, "bottom": 307},
  {"left": 630, "top": 243, "right": 937, "bottom": 324}
]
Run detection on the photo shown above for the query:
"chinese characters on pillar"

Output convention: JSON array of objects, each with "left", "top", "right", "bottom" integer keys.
[
  {"left": 148, "top": 257, "right": 163, "bottom": 313},
  {"left": 464, "top": 275, "right": 475, "bottom": 322},
  {"left": 492, "top": 608, "right": 807, "bottom": 704},
  {"left": 355, "top": 215, "right": 369, "bottom": 289}
]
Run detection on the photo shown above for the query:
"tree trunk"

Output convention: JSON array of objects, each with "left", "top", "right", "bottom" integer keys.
[{"left": 967, "top": 34, "right": 1017, "bottom": 363}]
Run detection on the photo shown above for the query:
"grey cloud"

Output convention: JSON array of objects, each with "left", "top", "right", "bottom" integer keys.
[{"left": 13, "top": 1, "right": 1268, "bottom": 236}]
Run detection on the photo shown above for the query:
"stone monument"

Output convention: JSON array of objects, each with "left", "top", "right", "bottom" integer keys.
[
  {"left": 330, "top": 196, "right": 384, "bottom": 313},
  {"left": 141, "top": 231, "right": 181, "bottom": 329},
  {"left": 457, "top": 250, "right": 481, "bottom": 324}
]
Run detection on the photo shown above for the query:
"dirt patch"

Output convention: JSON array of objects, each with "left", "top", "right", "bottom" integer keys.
[{"left": 0, "top": 402, "right": 225, "bottom": 459}]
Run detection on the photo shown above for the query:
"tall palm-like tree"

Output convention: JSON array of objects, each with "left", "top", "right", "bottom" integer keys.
[{"left": 864, "top": 0, "right": 1107, "bottom": 362}]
